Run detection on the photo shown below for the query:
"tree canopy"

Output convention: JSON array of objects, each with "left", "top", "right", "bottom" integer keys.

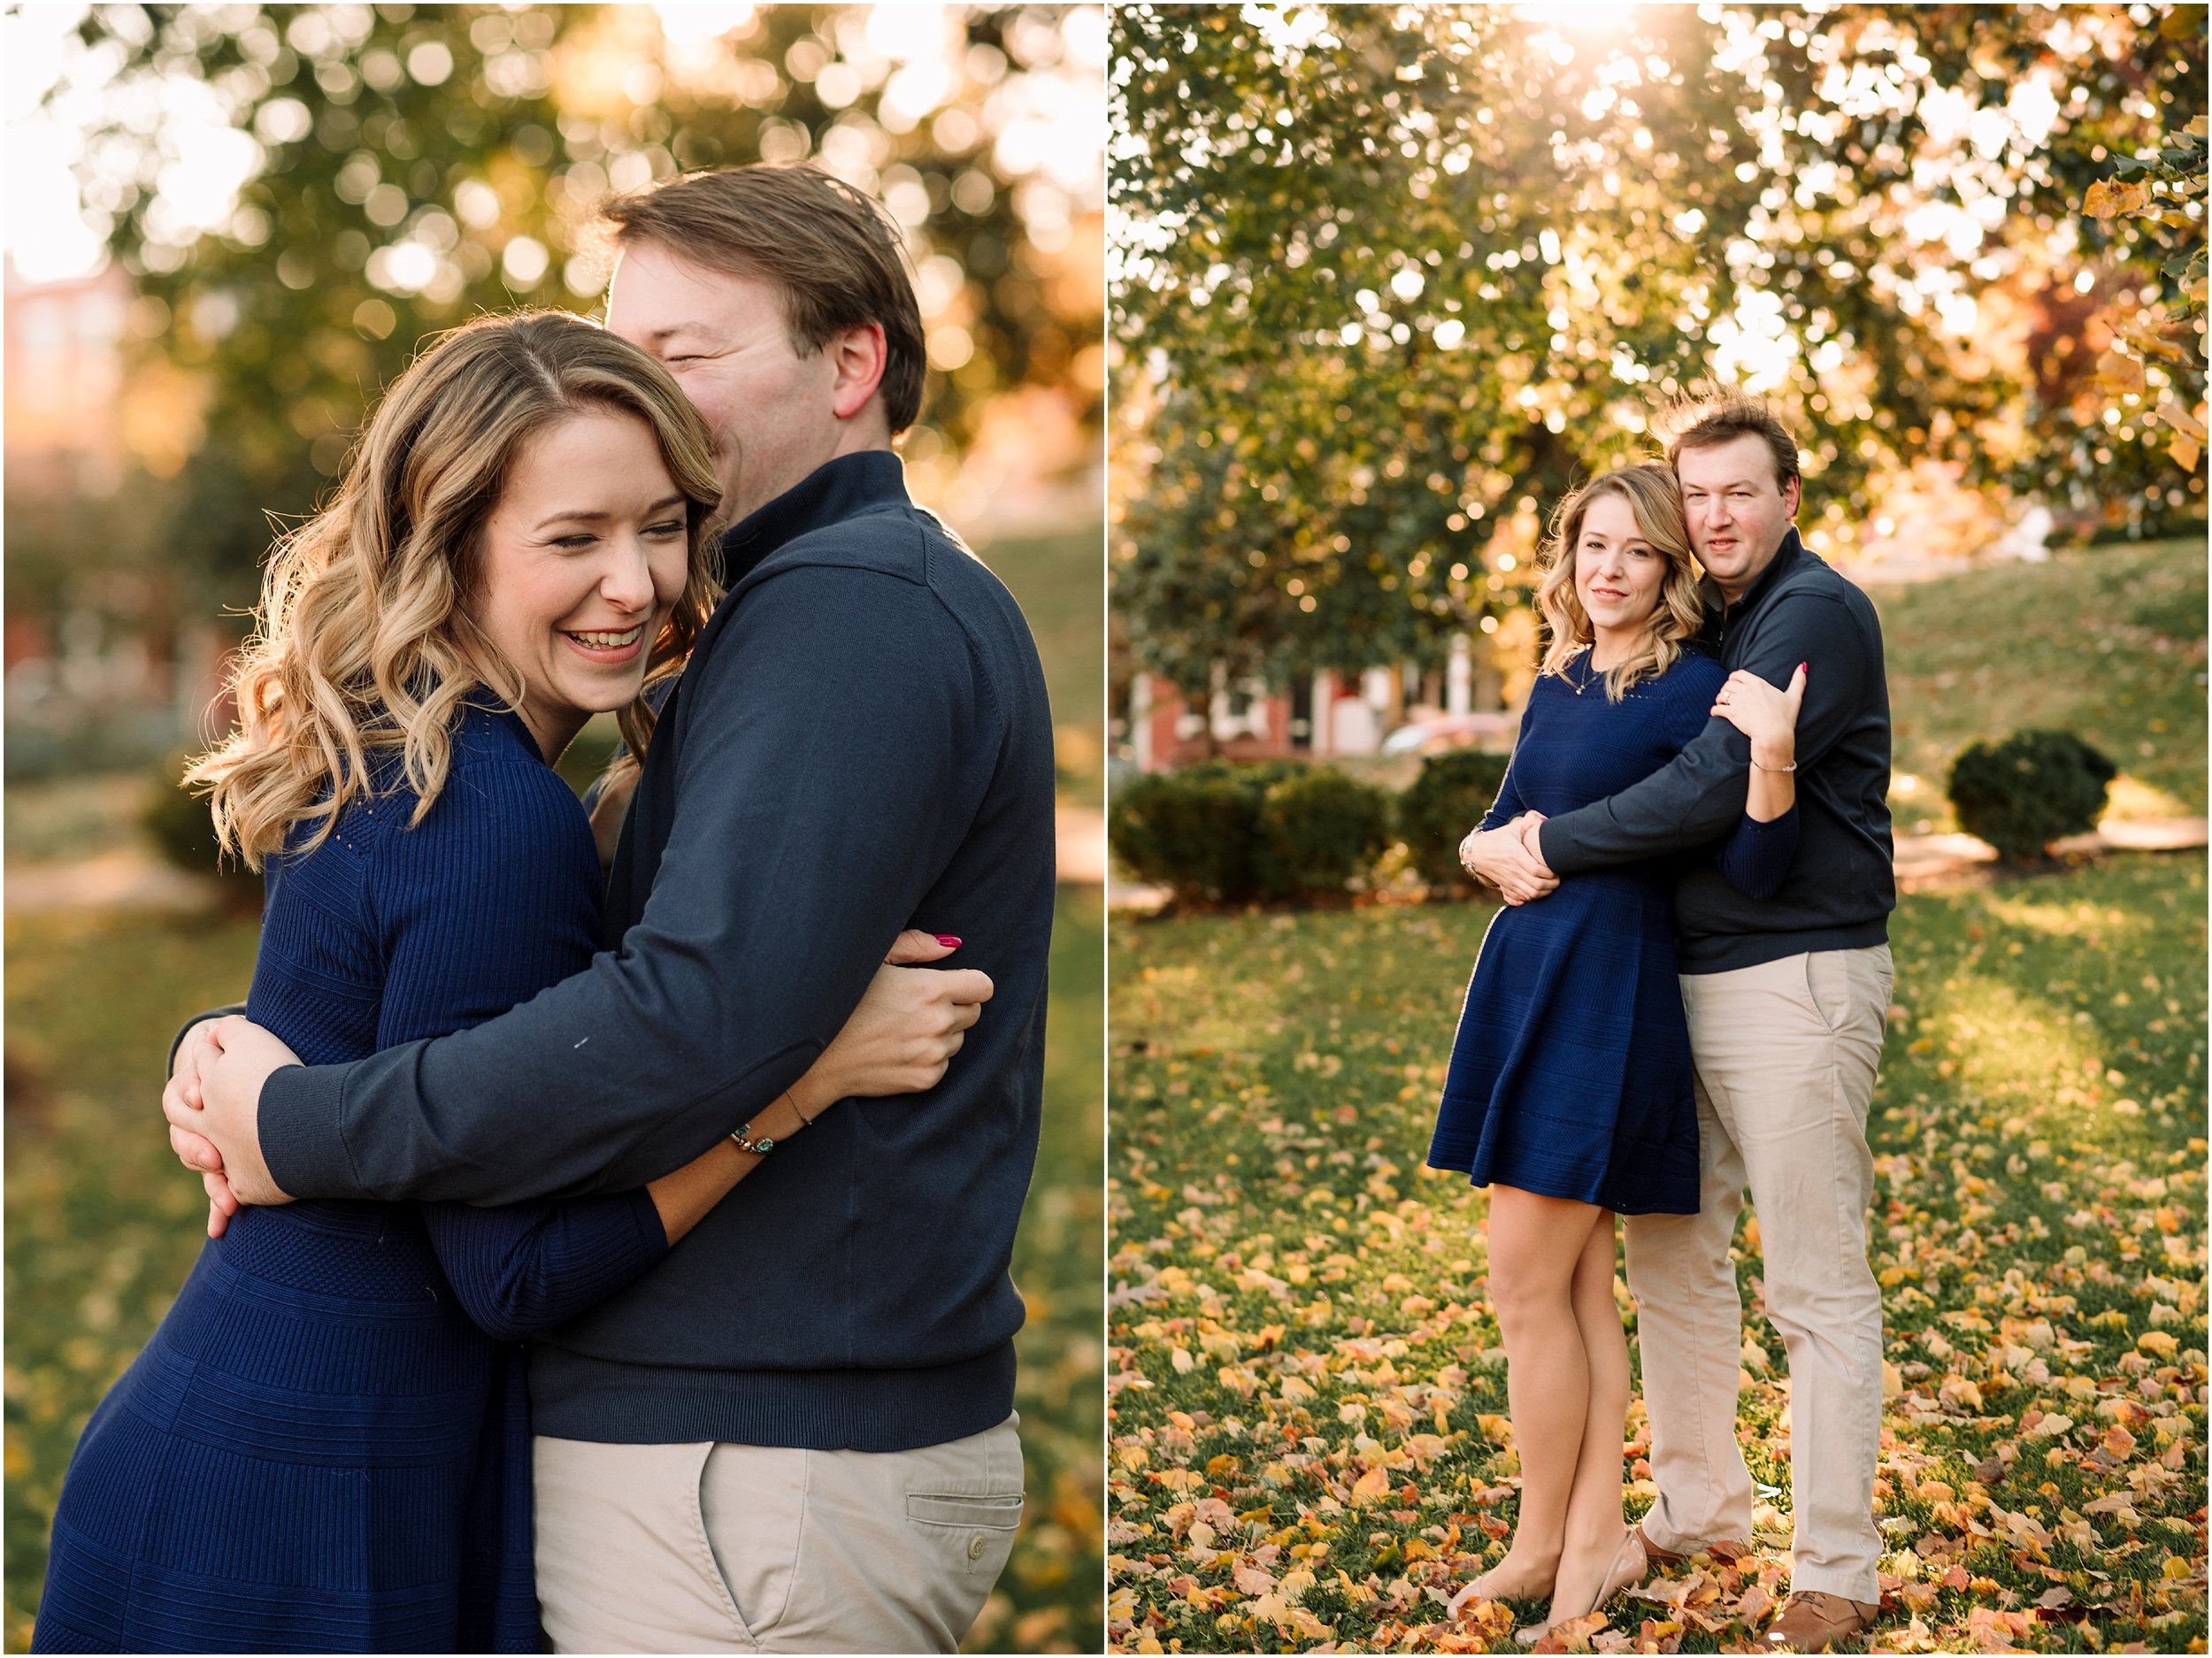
[
  {"left": 31, "top": 2, "right": 1104, "bottom": 615},
  {"left": 1110, "top": 3, "right": 2205, "bottom": 697}
]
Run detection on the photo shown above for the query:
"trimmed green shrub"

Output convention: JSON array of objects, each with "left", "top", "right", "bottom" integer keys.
[
  {"left": 1109, "top": 760, "right": 1387, "bottom": 906},
  {"left": 142, "top": 756, "right": 263, "bottom": 905},
  {"left": 1254, "top": 768, "right": 1391, "bottom": 901},
  {"left": 1947, "top": 728, "right": 2116, "bottom": 862},
  {"left": 1395, "top": 748, "right": 1515, "bottom": 896},
  {"left": 1109, "top": 760, "right": 1295, "bottom": 905}
]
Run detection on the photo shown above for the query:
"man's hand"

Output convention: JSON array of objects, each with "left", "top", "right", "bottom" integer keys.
[
  {"left": 161, "top": 1016, "right": 302, "bottom": 1209},
  {"left": 1515, "top": 811, "right": 1557, "bottom": 880},
  {"left": 1459, "top": 813, "right": 1559, "bottom": 905}
]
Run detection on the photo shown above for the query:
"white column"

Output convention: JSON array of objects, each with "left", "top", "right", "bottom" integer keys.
[
  {"left": 1447, "top": 634, "right": 1472, "bottom": 716},
  {"left": 1131, "top": 672, "right": 1153, "bottom": 772}
]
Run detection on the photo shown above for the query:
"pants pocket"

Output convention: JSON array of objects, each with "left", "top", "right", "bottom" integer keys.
[
  {"left": 1801, "top": 950, "right": 1845, "bottom": 1036},
  {"left": 698, "top": 1443, "right": 809, "bottom": 1646},
  {"left": 906, "top": 1491, "right": 1024, "bottom": 1579}
]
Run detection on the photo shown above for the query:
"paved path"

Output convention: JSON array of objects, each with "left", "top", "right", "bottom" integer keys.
[{"left": 1893, "top": 817, "right": 2207, "bottom": 886}]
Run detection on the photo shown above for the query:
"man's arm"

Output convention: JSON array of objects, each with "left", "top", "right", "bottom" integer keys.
[
  {"left": 252, "top": 564, "right": 998, "bottom": 1204},
  {"left": 1535, "top": 593, "right": 1869, "bottom": 876}
]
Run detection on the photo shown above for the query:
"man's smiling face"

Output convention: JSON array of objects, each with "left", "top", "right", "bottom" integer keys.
[
  {"left": 605, "top": 238, "right": 850, "bottom": 526},
  {"left": 1676, "top": 431, "right": 1801, "bottom": 603}
]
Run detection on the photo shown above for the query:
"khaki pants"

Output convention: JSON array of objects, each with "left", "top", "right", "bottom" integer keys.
[
  {"left": 1624, "top": 946, "right": 1892, "bottom": 1601},
  {"left": 534, "top": 1416, "right": 1023, "bottom": 1653}
]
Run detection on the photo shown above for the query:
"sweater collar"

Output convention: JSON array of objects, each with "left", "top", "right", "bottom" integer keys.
[
  {"left": 714, "top": 450, "right": 911, "bottom": 587},
  {"left": 1706, "top": 525, "right": 1806, "bottom": 623}
]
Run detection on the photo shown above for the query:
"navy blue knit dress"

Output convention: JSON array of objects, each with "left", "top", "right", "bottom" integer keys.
[
  {"left": 35, "top": 708, "right": 670, "bottom": 1654},
  {"left": 1426, "top": 649, "right": 1797, "bottom": 1215}
]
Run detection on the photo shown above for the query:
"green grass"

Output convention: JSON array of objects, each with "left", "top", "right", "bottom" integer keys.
[
  {"left": 1873, "top": 537, "right": 2208, "bottom": 832},
  {"left": 4, "top": 890, "right": 1103, "bottom": 1654},
  {"left": 1105, "top": 858, "right": 2207, "bottom": 1652}
]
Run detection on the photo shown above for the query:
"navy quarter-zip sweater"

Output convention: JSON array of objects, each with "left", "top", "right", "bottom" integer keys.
[
  {"left": 1535, "top": 526, "right": 1894, "bottom": 974},
  {"left": 255, "top": 451, "right": 1057, "bottom": 1451}
]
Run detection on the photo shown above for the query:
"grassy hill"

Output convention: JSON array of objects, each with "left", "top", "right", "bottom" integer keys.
[{"left": 1870, "top": 536, "right": 2206, "bottom": 833}]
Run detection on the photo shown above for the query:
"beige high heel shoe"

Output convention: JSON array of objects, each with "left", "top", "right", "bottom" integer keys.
[
  {"left": 1512, "top": 1527, "right": 1646, "bottom": 1647},
  {"left": 1447, "top": 1563, "right": 1554, "bottom": 1620}
]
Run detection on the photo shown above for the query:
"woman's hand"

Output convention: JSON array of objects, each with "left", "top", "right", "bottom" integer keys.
[
  {"left": 161, "top": 1016, "right": 303, "bottom": 1231},
  {"left": 789, "top": 933, "right": 994, "bottom": 1116},
  {"left": 1711, "top": 663, "right": 1807, "bottom": 770},
  {"left": 1460, "top": 815, "right": 1557, "bottom": 906},
  {"left": 644, "top": 930, "right": 987, "bottom": 1245},
  {"left": 884, "top": 928, "right": 961, "bottom": 965}
]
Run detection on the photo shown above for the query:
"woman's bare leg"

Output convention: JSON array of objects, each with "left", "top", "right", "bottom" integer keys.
[
  {"left": 1546, "top": 1210, "right": 1635, "bottom": 1622},
  {"left": 1461, "top": 1185, "right": 1609, "bottom": 1602}
]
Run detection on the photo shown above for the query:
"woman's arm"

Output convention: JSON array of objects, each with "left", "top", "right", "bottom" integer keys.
[
  {"left": 421, "top": 1079, "right": 805, "bottom": 1345},
  {"left": 419, "top": 931, "right": 978, "bottom": 1340},
  {"left": 1709, "top": 664, "right": 1807, "bottom": 900},
  {"left": 627, "top": 1082, "right": 808, "bottom": 1247},
  {"left": 421, "top": 1192, "right": 668, "bottom": 1343},
  {"left": 631, "top": 931, "right": 976, "bottom": 1244}
]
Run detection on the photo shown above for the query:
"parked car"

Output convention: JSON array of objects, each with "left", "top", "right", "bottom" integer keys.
[{"left": 1379, "top": 710, "right": 1520, "bottom": 756}]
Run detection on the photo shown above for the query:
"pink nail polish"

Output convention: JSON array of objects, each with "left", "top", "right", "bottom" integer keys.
[{"left": 934, "top": 934, "right": 962, "bottom": 948}]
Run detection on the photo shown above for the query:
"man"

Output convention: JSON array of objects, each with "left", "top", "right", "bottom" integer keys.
[
  {"left": 165, "top": 164, "right": 1056, "bottom": 1654},
  {"left": 1463, "top": 394, "right": 1894, "bottom": 1654}
]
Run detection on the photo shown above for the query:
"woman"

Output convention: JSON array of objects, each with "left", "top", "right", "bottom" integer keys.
[
  {"left": 34, "top": 312, "right": 974, "bottom": 1654},
  {"left": 1426, "top": 464, "right": 1804, "bottom": 1643}
]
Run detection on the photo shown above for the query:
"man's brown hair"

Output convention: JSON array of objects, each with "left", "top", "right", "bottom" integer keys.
[
  {"left": 1659, "top": 388, "right": 1801, "bottom": 493},
  {"left": 601, "top": 165, "right": 928, "bottom": 434}
]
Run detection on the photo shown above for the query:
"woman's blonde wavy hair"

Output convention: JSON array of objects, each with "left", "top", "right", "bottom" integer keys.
[
  {"left": 189, "top": 310, "right": 724, "bottom": 869},
  {"left": 1535, "top": 463, "right": 1707, "bottom": 702}
]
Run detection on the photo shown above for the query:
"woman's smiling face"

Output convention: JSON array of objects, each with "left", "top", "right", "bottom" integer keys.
[
  {"left": 1573, "top": 489, "right": 1667, "bottom": 639},
  {"left": 472, "top": 405, "right": 691, "bottom": 759}
]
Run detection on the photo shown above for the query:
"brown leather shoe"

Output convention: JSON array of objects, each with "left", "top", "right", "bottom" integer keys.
[{"left": 1764, "top": 1590, "right": 1881, "bottom": 1652}]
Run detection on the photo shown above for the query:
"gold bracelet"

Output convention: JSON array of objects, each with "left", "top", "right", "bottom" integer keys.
[
  {"left": 729, "top": 1121, "right": 777, "bottom": 1155},
  {"left": 1750, "top": 756, "right": 1796, "bottom": 773}
]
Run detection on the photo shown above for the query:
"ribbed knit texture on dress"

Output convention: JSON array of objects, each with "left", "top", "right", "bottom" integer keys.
[{"left": 35, "top": 707, "right": 669, "bottom": 1654}]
